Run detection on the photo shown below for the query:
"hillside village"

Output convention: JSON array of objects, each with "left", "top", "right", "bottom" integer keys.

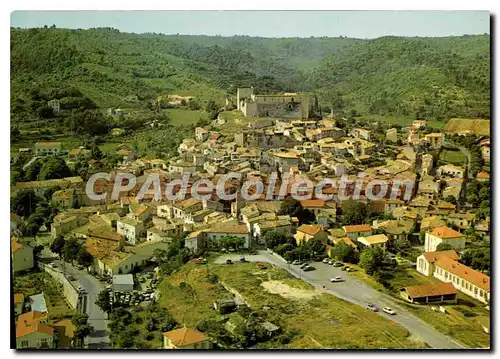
[{"left": 10, "top": 83, "right": 491, "bottom": 349}]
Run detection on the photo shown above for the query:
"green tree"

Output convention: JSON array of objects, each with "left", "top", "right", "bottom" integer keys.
[
  {"left": 467, "top": 193, "right": 479, "bottom": 206},
  {"left": 72, "top": 313, "right": 94, "bottom": 348},
  {"left": 330, "top": 242, "right": 358, "bottom": 263},
  {"left": 90, "top": 143, "right": 104, "bottom": 160},
  {"left": 263, "top": 230, "right": 295, "bottom": 250},
  {"left": 11, "top": 190, "right": 38, "bottom": 217},
  {"left": 37, "top": 156, "right": 72, "bottom": 180},
  {"left": 359, "top": 247, "right": 384, "bottom": 274},
  {"left": 460, "top": 247, "right": 490, "bottom": 275},
  {"left": 95, "top": 289, "right": 113, "bottom": 313},
  {"left": 77, "top": 247, "right": 94, "bottom": 268},
  {"left": 341, "top": 199, "right": 367, "bottom": 225},
  {"left": 436, "top": 242, "right": 454, "bottom": 251},
  {"left": 444, "top": 196, "right": 457, "bottom": 205},
  {"left": 278, "top": 198, "right": 315, "bottom": 224},
  {"left": 62, "top": 238, "right": 81, "bottom": 263},
  {"left": 50, "top": 235, "right": 66, "bottom": 255}
]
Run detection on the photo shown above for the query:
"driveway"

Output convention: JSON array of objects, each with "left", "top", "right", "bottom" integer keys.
[
  {"left": 54, "top": 260, "right": 110, "bottom": 349},
  {"left": 214, "top": 251, "right": 464, "bottom": 349}
]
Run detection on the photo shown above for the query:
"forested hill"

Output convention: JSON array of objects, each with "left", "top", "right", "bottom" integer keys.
[{"left": 10, "top": 27, "right": 490, "bottom": 119}]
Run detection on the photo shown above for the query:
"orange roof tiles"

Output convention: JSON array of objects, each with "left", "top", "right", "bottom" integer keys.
[
  {"left": 434, "top": 256, "right": 490, "bottom": 292},
  {"left": 405, "top": 282, "right": 457, "bottom": 299},
  {"left": 343, "top": 224, "right": 372, "bottom": 233},
  {"left": 430, "top": 226, "right": 463, "bottom": 239},
  {"left": 163, "top": 327, "right": 208, "bottom": 347},
  {"left": 300, "top": 199, "right": 326, "bottom": 208},
  {"left": 12, "top": 240, "right": 24, "bottom": 253},
  {"left": 477, "top": 171, "right": 490, "bottom": 180},
  {"left": 422, "top": 250, "right": 459, "bottom": 263},
  {"left": 16, "top": 311, "right": 53, "bottom": 339},
  {"left": 14, "top": 293, "right": 24, "bottom": 304},
  {"left": 297, "top": 224, "right": 323, "bottom": 237}
]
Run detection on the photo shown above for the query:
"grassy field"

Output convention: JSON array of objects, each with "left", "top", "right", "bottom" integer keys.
[
  {"left": 404, "top": 297, "right": 490, "bottom": 349},
  {"left": 158, "top": 261, "right": 425, "bottom": 349},
  {"left": 348, "top": 265, "right": 490, "bottom": 348},
  {"left": 165, "top": 108, "right": 207, "bottom": 126},
  {"left": 443, "top": 118, "right": 491, "bottom": 136},
  {"left": 13, "top": 272, "right": 76, "bottom": 322},
  {"left": 158, "top": 262, "right": 228, "bottom": 327},
  {"left": 439, "top": 149, "right": 467, "bottom": 165}
]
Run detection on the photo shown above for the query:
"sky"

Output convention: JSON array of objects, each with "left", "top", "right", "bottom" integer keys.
[{"left": 11, "top": 10, "right": 490, "bottom": 38}]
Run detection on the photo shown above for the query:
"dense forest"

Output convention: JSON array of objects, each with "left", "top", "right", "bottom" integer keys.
[{"left": 11, "top": 27, "right": 490, "bottom": 123}]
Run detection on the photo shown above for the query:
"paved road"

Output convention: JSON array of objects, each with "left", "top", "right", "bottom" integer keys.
[
  {"left": 55, "top": 260, "right": 110, "bottom": 349},
  {"left": 215, "top": 251, "right": 464, "bottom": 349}
]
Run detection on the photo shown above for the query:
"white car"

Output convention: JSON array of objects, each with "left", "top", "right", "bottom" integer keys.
[
  {"left": 383, "top": 307, "right": 396, "bottom": 315},
  {"left": 330, "top": 276, "right": 344, "bottom": 283},
  {"left": 322, "top": 258, "right": 330, "bottom": 264}
]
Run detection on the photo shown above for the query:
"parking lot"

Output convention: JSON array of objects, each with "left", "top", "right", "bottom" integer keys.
[
  {"left": 214, "top": 251, "right": 463, "bottom": 349},
  {"left": 107, "top": 271, "right": 159, "bottom": 308}
]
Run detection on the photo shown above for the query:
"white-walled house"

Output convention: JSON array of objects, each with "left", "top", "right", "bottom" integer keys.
[
  {"left": 416, "top": 250, "right": 490, "bottom": 304},
  {"left": 424, "top": 226, "right": 465, "bottom": 252},
  {"left": 342, "top": 224, "right": 372, "bottom": 241},
  {"left": 117, "top": 217, "right": 144, "bottom": 245},
  {"left": 417, "top": 250, "right": 460, "bottom": 276},
  {"left": 16, "top": 311, "right": 54, "bottom": 349},
  {"left": 12, "top": 240, "right": 34, "bottom": 273}
]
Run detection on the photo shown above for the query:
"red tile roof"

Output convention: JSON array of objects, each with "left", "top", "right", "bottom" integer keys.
[
  {"left": 163, "top": 327, "right": 208, "bottom": 347},
  {"left": 423, "top": 250, "right": 459, "bottom": 263},
  {"left": 16, "top": 311, "right": 53, "bottom": 339},
  {"left": 300, "top": 199, "right": 326, "bottom": 208},
  {"left": 14, "top": 293, "right": 24, "bottom": 304},
  {"left": 343, "top": 224, "right": 372, "bottom": 233},
  {"left": 11, "top": 240, "right": 24, "bottom": 253},
  {"left": 434, "top": 256, "right": 490, "bottom": 292},
  {"left": 430, "top": 226, "right": 463, "bottom": 239},
  {"left": 405, "top": 282, "right": 457, "bottom": 299},
  {"left": 297, "top": 224, "right": 323, "bottom": 237},
  {"left": 477, "top": 171, "right": 490, "bottom": 180}
]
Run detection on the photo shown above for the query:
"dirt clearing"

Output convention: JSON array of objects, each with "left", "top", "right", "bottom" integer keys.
[{"left": 261, "top": 280, "right": 318, "bottom": 300}]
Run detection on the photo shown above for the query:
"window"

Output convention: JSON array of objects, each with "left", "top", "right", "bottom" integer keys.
[
  {"left": 21, "top": 340, "right": 29, "bottom": 348},
  {"left": 474, "top": 287, "right": 478, "bottom": 295}
]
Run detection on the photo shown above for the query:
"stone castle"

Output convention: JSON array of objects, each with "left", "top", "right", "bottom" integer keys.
[{"left": 236, "top": 87, "right": 312, "bottom": 119}]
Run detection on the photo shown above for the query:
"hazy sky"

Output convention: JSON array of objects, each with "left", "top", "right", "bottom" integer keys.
[{"left": 11, "top": 10, "right": 490, "bottom": 38}]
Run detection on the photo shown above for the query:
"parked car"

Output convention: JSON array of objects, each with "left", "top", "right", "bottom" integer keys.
[
  {"left": 292, "top": 260, "right": 301, "bottom": 265},
  {"left": 366, "top": 304, "right": 379, "bottom": 312},
  {"left": 303, "top": 265, "right": 315, "bottom": 272},
  {"left": 226, "top": 259, "right": 233, "bottom": 265},
  {"left": 327, "top": 259, "right": 334, "bottom": 265},
  {"left": 333, "top": 262, "right": 344, "bottom": 267},
  {"left": 341, "top": 266, "right": 350, "bottom": 271},
  {"left": 239, "top": 256, "right": 246, "bottom": 262},
  {"left": 383, "top": 307, "right": 396, "bottom": 315},
  {"left": 67, "top": 275, "right": 76, "bottom": 281},
  {"left": 257, "top": 263, "right": 268, "bottom": 270},
  {"left": 322, "top": 258, "right": 330, "bottom": 264},
  {"left": 330, "top": 276, "right": 344, "bottom": 283},
  {"left": 75, "top": 265, "right": 84, "bottom": 270},
  {"left": 194, "top": 258, "right": 207, "bottom": 264},
  {"left": 300, "top": 263, "right": 309, "bottom": 269}
]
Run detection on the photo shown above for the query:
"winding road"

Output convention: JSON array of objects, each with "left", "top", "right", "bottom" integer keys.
[
  {"left": 215, "top": 251, "right": 464, "bottom": 349},
  {"left": 54, "top": 260, "right": 110, "bottom": 349}
]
